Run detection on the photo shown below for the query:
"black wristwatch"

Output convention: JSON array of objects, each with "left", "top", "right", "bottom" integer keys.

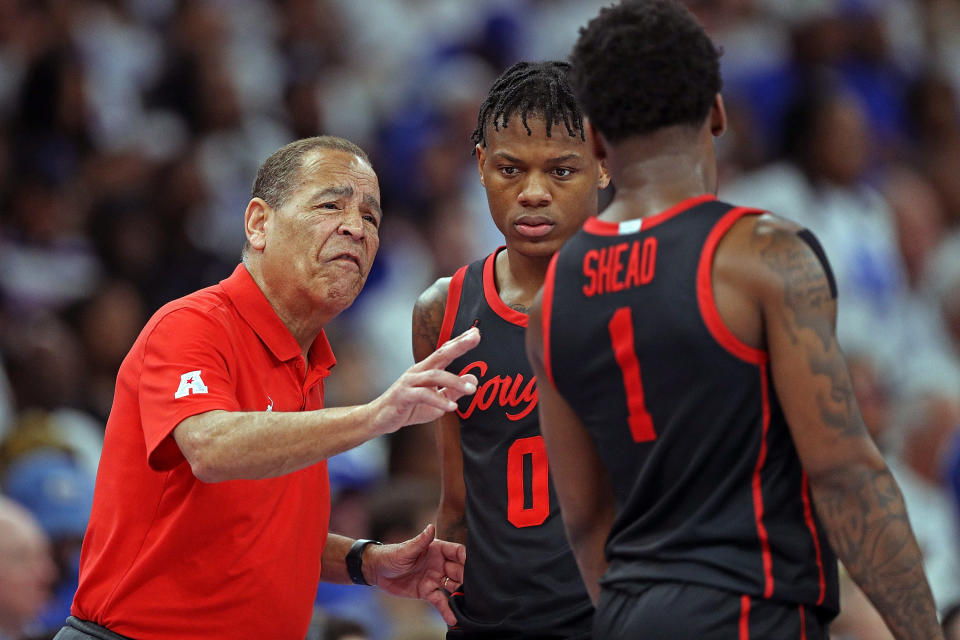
[{"left": 346, "top": 538, "right": 382, "bottom": 586}]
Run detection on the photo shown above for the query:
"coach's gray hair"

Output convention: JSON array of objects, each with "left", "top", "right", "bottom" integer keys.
[{"left": 252, "top": 135, "right": 371, "bottom": 210}]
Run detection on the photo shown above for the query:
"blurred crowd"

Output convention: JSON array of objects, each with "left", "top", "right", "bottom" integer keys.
[{"left": 0, "top": 1, "right": 958, "bottom": 639}]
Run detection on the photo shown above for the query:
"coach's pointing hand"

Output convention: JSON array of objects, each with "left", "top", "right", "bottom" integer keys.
[{"left": 368, "top": 327, "right": 480, "bottom": 434}]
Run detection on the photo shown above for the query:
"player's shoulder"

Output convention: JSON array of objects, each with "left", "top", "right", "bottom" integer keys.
[
  {"left": 414, "top": 276, "right": 452, "bottom": 319},
  {"left": 721, "top": 207, "right": 807, "bottom": 253},
  {"left": 715, "top": 205, "right": 826, "bottom": 283},
  {"left": 747, "top": 209, "right": 804, "bottom": 236},
  {"left": 721, "top": 208, "right": 835, "bottom": 301},
  {"left": 412, "top": 275, "right": 453, "bottom": 360}
]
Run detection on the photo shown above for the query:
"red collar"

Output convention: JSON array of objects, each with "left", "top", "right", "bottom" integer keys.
[
  {"left": 220, "top": 264, "right": 336, "bottom": 372},
  {"left": 584, "top": 194, "right": 717, "bottom": 235}
]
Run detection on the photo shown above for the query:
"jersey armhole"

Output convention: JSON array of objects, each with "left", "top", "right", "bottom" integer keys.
[
  {"left": 696, "top": 207, "right": 769, "bottom": 365},
  {"left": 797, "top": 228, "right": 837, "bottom": 299},
  {"left": 436, "top": 265, "right": 468, "bottom": 349},
  {"left": 541, "top": 253, "right": 560, "bottom": 387}
]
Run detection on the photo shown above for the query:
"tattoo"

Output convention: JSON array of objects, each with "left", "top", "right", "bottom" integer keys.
[
  {"left": 754, "top": 224, "right": 865, "bottom": 439},
  {"left": 509, "top": 303, "right": 528, "bottom": 314},
  {"left": 755, "top": 227, "right": 834, "bottom": 351},
  {"left": 812, "top": 466, "right": 943, "bottom": 640},
  {"left": 412, "top": 280, "right": 449, "bottom": 362},
  {"left": 810, "top": 357, "right": 863, "bottom": 438}
]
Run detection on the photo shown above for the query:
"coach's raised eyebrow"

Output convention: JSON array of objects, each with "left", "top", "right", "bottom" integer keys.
[{"left": 313, "top": 185, "right": 382, "bottom": 218}]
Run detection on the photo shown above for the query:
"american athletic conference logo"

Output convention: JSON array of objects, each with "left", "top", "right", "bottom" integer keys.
[
  {"left": 456, "top": 360, "right": 537, "bottom": 421},
  {"left": 174, "top": 370, "right": 208, "bottom": 399}
]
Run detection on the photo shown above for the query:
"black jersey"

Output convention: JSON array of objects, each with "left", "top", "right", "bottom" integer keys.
[
  {"left": 438, "top": 248, "right": 593, "bottom": 639},
  {"left": 543, "top": 195, "right": 839, "bottom": 618}
]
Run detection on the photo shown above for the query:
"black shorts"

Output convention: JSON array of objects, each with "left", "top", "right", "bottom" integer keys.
[
  {"left": 594, "top": 582, "right": 828, "bottom": 640},
  {"left": 446, "top": 630, "right": 590, "bottom": 640}
]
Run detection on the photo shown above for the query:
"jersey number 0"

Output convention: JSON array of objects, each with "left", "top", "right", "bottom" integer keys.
[
  {"left": 504, "top": 308, "right": 656, "bottom": 528},
  {"left": 506, "top": 436, "right": 549, "bottom": 527}
]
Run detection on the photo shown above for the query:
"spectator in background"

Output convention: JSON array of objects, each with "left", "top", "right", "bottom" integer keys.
[
  {"left": 305, "top": 613, "right": 370, "bottom": 640},
  {"left": 0, "top": 495, "right": 56, "bottom": 640},
  {"left": 904, "top": 71, "right": 960, "bottom": 245},
  {"left": 0, "top": 177, "right": 102, "bottom": 315},
  {"left": 884, "top": 166, "right": 948, "bottom": 291},
  {"left": 2, "top": 451, "right": 94, "bottom": 638},
  {"left": 721, "top": 80, "right": 941, "bottom": 387},
  {"left": 0, "top": 313, "right": 103, "bottom": 478},
  {"left": 70, "top": 281, "right": 147, "bottom": 424},
  {"left": 884, "top": 385, "right": 960, "bottom": 612},
  {"left": 926, "top": 237, "right": 960, "bottom": 360},
  {"left": 323, "top": 618, "right": 370, "bottom": 640}
]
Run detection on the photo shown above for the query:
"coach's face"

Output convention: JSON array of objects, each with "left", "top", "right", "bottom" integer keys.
[
  {"left": 477, "top": 114, "right": 609, "bottom": 258},
  {"left": 248, "top": 149, "right": 382, "bottom": 321}
]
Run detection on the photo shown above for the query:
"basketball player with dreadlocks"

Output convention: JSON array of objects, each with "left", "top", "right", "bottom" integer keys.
[{"left": 412, "top": 61, "right": 609, "bottom": 639}]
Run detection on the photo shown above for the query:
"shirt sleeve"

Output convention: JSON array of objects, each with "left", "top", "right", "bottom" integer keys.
[{"left": 139, "top": 307, "right": 242, "bottom": 470}]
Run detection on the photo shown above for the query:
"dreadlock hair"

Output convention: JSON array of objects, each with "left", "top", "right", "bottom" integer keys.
[
  {"left": 569, "top": 0, "right": 722, "bottom": 144},
  {"left": 470, "top": 60, "right": 586, "bottom": 151}
]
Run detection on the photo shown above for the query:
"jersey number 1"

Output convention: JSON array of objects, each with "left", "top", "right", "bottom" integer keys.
[
  {"left": 609, "top": 307, "right": 657, "bottom": 442},
  {"left": 507, "top": 436, "right": 549, "bottom": 528}
]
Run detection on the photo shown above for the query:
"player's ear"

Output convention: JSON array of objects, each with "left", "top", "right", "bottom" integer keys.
[
  {"left": 476, "top": 143, "right": 486, "bottom": 186},
  {"left": 585, "top": 119, "right": 607, "bottom": 162},
  {"left": 245, "top": 197, "right": 271, "bottom": 251},
  {"left": 597, "top": 158, "right": 611, "bottom": 190},
  {"left": 710, "top": 93, "right": 727, "bottom": 138}
]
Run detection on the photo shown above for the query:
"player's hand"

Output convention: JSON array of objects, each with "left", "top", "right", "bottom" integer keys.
[
  {"left": 368, "top": 327, "right": 480, "bottom": 435},
  {"left": 365, "top": 523, "right": 465, "bottom": 625}
]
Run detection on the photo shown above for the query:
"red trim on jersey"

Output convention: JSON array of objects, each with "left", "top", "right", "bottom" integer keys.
[
  {"left": 753, "top": 365, "right": 775, "bottom": 598},
  {"left": 542, "top": 253, "right": 559, "bottom": 388},
  {"left": 483, "top": 248, "right": 528, "bottom": 327},
  {"left": 437, "top": 266, "right": 468, "bottom": 348},
  {"left": 697, "top": 207, "right": 768, "bottom": 365},
  {"left": 739, "top": 595, "right": 751, "bottom": 640},
  {"left": 582, "top": 194, "right": 717, "bottom": 235},
  {"left": 799, "top": 605, "right": 807, "bottom": 640},
  {"left": 801, "top": 472, "right": 827, "bottom": 605}
]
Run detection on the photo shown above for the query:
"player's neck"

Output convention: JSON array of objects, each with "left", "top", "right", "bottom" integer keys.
[
  {"left": 494, "top": 247, "right": 551, "bottom": 312},
  {"left": 601, "top": 127, "right": 717, "bottom": 221}
]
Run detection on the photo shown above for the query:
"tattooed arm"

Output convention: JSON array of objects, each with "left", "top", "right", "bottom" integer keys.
[
  {"left": 747, "top": 214, "right": 942, "bottom": 640},
  {"left": 413, "top": 278, "right": 468, "bottom": 545}
]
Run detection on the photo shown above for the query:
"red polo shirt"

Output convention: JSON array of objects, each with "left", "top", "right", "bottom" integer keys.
[{"left": 73, "top": 265, "right": 335, "bottom": 640}]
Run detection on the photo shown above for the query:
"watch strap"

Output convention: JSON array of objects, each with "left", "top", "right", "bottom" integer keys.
[{"left": 346, "top": 538, "right": 382, "bottom": 586}]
